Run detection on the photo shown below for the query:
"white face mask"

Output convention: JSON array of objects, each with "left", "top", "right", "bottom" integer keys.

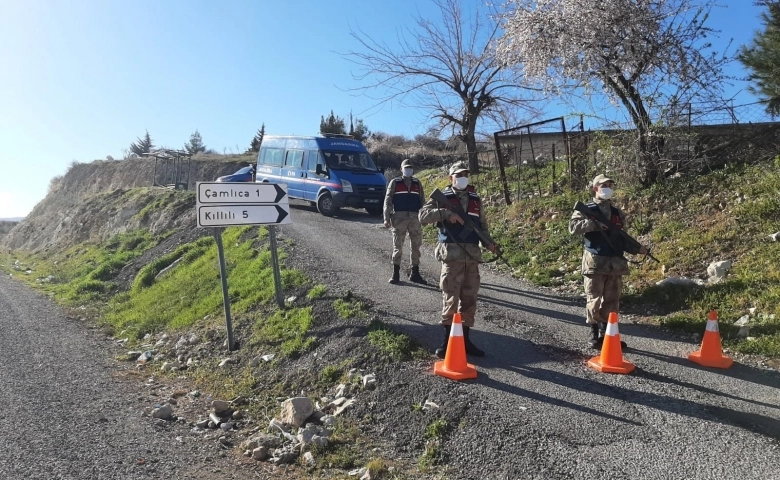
[
  {"left": 597, "top": 186, "right": 613, "bottom": 200},
  {"left": 453, "top": 176, "right": 469, "bottom": 190},
  {"left": 402, "top": 167, "right": 413, "bottom": 177}
]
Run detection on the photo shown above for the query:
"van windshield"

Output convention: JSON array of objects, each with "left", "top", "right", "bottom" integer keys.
[{"left": 322, "top": 150, "right": 377, "bottom": 171}]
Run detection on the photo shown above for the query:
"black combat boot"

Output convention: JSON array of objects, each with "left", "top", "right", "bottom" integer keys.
[
  {"left": 598, "top": 322, "right": 627, "bottom": 349},
  {"left": 409, "top": 265, "right": 427, "bottom": 284},
  {"left": 463, "top": 326, "right": 485, "bottom": 357},
  {"left": 389, "top": 264, "right": 400, "bottom": 284},
  {"left": 588, "top": 323, "right": 601, "bottom": 349},
  {"left": 435, "top": 325, "right": 451, "bottom": 359}
]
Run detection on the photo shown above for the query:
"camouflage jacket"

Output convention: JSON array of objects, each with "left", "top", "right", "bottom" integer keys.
[
  {"left": 568, "top": 198, "right": 632, "bottom": 276},
  {"left": 419, "top": 187, "right": 489, "bottom": 263}
]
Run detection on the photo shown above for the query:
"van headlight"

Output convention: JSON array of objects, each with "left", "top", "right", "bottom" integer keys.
[{"left": 341, "top": 179, "right": 353, "bottom": 193}]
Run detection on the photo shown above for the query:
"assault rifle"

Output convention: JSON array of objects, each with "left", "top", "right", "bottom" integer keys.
[
  {"left": 573, "top": 201, "right": 659, "bottom": 263},
  {"left": 430, "top": 188, "right": 510, "bottom": 268}
]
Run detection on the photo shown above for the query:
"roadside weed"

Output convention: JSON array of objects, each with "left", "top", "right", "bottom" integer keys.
[
  {"left": 367, "top": 320, "right": 425, "bottom": 361},
  {"left": 307, "top": 284, "right": 328, "bottom": 300}
]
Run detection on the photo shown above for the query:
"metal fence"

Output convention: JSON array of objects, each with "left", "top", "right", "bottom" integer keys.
[{"left": 487, "top": 102, "right": 780, "bottom": 204}]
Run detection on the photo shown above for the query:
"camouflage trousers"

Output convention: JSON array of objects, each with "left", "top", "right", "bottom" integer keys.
[
  {"left": 583, "top": 274, "right": 623, "bottom": 325},
  {"left": 440, "top": 261, "right": 480, "bottom": 327},
  {"left": 391, "top": 213, "right": 422, "bottom": 266}
]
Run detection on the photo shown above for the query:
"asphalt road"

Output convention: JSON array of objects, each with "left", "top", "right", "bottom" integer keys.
[
  {"left": 0, "top": 274, "right": 246, "bottom": 480},
  {"left": 277, "top": 200, "right": 780, "bottom": 480}
]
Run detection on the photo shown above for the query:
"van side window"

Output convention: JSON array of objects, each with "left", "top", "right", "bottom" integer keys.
[
  {"left": 285, "top": 150, "right": 304, "bottom": 167},
  {"left": 262, "top": 148, "right": 284, "bottom": 166}
]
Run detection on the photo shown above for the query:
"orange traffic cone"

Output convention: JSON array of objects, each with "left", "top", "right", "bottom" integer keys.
[
  {"left": 588, "top": 312, "right": 635, "bottom": 374},
  {"left": 434, "top": 313, "right": 477, "bottom": 380},
  {"left": 688, "top": 310, "right": 733, "bottom": 369}
]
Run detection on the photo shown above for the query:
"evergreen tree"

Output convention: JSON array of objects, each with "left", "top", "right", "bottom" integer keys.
[
  {"left": 352, "top": 118, "right": 370, "bottom": 142},
  {"left": 129, "top": 130, "right": 154, "bottom": 156},
  {"left": 248, "top": 123, "right": 266, "bottom": 153},
  {"left": 319, "top": 110, "right": 347, "bottom": 135},
  {"left": 184, "top": 130, "right": 207, "bottom": 155},
  {"left": 739, "top": 1, "right": 780, "bottom": 114}
]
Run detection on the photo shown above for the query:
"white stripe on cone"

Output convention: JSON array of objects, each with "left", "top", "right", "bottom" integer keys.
[
  {"left": 705, "top": 320, "right": 719, "bottom": 332},
  {"left": 605, "top": 321, "right": 619, "bottom": 336},
  {"left": 450, "top": 323, "right": 464, "bottom": 337}
]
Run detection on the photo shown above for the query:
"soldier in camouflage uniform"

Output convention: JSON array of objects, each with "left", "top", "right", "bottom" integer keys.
[
  {"left": 569, "top": 174, "right": 647, "bottom": 349},
  {"left": 384, "top": 159, "right": 427, "bottom": 285},
  {"left": 419, "top": 161, "right": 497, "bottom": 358}
]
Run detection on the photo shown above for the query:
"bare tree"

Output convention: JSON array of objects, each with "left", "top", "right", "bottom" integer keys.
[
  {"left": 495, "top": 0, "right": 731, "bottom": 184},
  {"left": 345, "top": 0, "right": 540, "bottom": 172}
]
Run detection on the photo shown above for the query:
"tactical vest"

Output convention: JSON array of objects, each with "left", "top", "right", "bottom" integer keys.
[
  {"left": 391, "top": 177, "right": 422, "bottom": 212},
  {"left": 583, "top": 202, "right": 624, "bottom": 257},
  {"left": 437, "top": 185, "right": 482, "bottom": 244}
]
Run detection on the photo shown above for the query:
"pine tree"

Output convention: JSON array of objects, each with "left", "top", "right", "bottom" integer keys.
[
  {"left": 739, "top": 1, "right": 780, "bottom": 114},
  {"left": 129, "top": 130, "right": 154, "bottom": 156},
  {"left": 319, "top": 111, "right": 347, "bottom": 135},
  {"left": 184, "top": 130, "right": 207, "bottom": 155},
  {"left": 352, "top": 118, "right": 370, "bottom": 142},
  {"left": 248, "top": 123, "right": 266, "bottom": 153}
]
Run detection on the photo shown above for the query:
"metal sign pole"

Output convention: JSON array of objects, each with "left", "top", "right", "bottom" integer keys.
[
  {"left": 267, "top": 226, "right": 285, "bottom": 308},
  {"left": 213, "top": 227, "right": 235, "bottom": 351}
]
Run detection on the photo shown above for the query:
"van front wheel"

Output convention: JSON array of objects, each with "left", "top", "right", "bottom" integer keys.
[{"left": 317, "top": 193, "right": 339, "bottom": 217}]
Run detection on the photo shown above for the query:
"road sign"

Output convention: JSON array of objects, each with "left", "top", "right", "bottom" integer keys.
[
  {"left": 196, "top": 181, "right": 292, "bottom": 227},
  {"left": 198, "top": 204, "right": 291, "bottom": 227},
  {"left": 197, "top": 182, "right": 288, "bottom": 204}
]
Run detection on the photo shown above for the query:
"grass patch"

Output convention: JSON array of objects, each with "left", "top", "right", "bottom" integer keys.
[
  {"left": 317, "top": 417, "right": 364, "bottom": 469},
  {"left": 132, "top": 237, "right": 213, "bottom": 292},
  {"left": 334, "top": 292, "right": 368, "bottom": 319},
  {"left": 307, "top": 284, "right": 327, "bottom": 300},
  {"left": 367, "top": 320, "right": 424, "bottom": 361},
  {"left": 424, "top": 418, "right": 448, "bottom": 439},
  {"left": 103, "top": 226, "right": 308, "bottom": 339},
  {"left": 6, "top": 229, "right": 156, "bottom": 303},
  {"left": 419, "top": 417, "right": 448, "bottom": 470},
  {"left": 366, "top": 458, "right": 389, "bottom": 478},
  {"left": 189, "top": 365, "right": 258, "bottom": 402},
  {"left": 253, "top": 307, "right": 317, "bottom": 358},
  {"left": 320, "top": 365, "right": 344, "bottom": 385}
]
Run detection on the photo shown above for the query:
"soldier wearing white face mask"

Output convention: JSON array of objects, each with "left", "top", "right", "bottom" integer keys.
[
  {"left": 383, "top": 159, "right": 427, "bottom": 284},
  {"left": 419, "top": 161, "right": 497, "bottom": 358},
  {"left": 569, "top": 174, "right": 647, "bottom": 349}
]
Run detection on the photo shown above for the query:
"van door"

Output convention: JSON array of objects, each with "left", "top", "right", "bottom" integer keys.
[
  {"left": 304, "top": 149, "right": 328, "bottom": 201},
  {"left": 281, "top": 149, "right": 305, "bottom": 198}
]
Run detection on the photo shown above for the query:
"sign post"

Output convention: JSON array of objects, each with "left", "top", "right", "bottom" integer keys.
[
  {"left": 212, "top": 227, "right": 235, "bottom": 351},
  {"left": 267, "top": 226, "right": 284, "bottom": 308},
  {"left": 196, "top": 182, "right": 292, "bottom": 351}
]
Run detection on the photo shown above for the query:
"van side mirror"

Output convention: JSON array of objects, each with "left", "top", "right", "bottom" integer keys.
[{"left": 316, "top": 163, "right": 324, "bottom": 176}]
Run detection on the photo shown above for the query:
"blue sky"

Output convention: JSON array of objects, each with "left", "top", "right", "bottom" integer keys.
[{"left": 0, "top": 0, "right": 766, "bottom": 218}]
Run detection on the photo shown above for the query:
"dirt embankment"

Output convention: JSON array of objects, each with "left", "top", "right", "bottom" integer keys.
[{"left": 3, "top": 157, "right": 251, "bottom": 252}]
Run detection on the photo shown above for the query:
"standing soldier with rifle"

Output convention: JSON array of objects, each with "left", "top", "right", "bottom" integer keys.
[
  {"left": 419, "top": 161, "right": 498, "bottom": 358},
  {"left": 569, "top": 174, "right": 649, "bottom": 349},
  {"left": 384, "top": 159, "right": 427, "bottom": 285}
]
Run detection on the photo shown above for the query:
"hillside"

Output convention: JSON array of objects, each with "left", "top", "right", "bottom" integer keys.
[
  {"left": 4, "top": 155, "right": 252, "bottom": 252},
  {"left": 0, "top": 220, "right": 19, "bottom": 236}
]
